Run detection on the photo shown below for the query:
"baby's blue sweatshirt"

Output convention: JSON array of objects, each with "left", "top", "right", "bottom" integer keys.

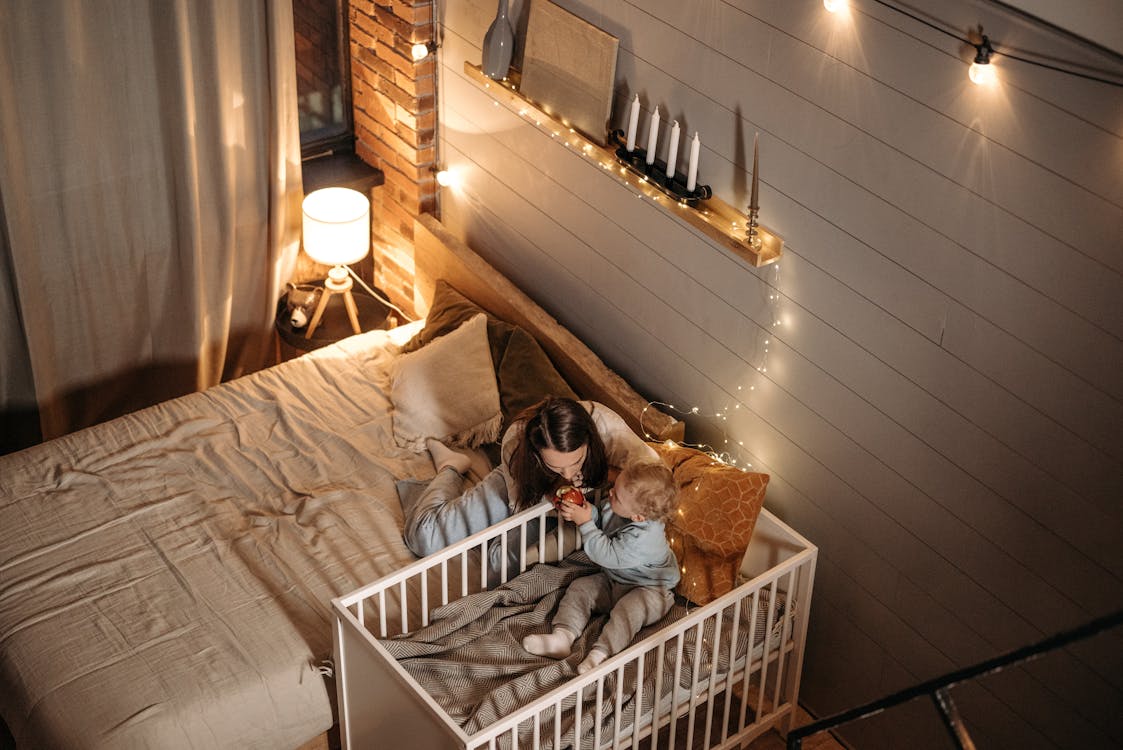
[{"left": 577, "top": 500, "right": 681, "bottom": 589}]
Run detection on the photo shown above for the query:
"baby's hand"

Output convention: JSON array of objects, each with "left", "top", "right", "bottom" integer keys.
[{"left": 560, "top": 498, "right": 593, "bottom": 526}]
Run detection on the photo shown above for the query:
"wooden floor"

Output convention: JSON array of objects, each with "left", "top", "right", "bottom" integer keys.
[
  {"left": 636, "top": 695, "right": 847, "bottom": 750},
  {"left": 746, "top": 706, "right": 846, "bottom": 750}
]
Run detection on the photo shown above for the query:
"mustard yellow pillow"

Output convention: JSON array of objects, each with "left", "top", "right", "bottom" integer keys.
[{"left": 651, "top": 442, "right": 769, "bottom": 605}]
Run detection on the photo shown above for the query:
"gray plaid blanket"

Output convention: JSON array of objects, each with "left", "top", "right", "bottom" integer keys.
[{"left": 381, "top": 557, "right": 786, "bottom": 749}]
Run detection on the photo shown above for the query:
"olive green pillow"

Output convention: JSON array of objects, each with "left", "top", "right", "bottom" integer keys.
[
  {"left": 497, "top": 326, "right": 579, "bottom": 427},
  {"left": 402, "top": 279, "right": 513, "bottom": 370}
]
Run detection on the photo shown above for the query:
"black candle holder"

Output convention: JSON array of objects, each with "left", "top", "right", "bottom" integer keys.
[{"left": 609, "top": 129, "right": 712, "bottom": 207}]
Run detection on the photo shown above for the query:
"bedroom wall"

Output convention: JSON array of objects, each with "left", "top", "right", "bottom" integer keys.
[{"left": 428, "top": 0, "right": 1123, "bottom": 748}]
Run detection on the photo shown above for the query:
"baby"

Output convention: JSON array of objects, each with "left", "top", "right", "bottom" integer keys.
[{"left": 523, "top": 460, "right": 680, "bottom": 673}]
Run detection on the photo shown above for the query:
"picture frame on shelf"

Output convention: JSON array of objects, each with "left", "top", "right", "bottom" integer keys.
[{"left": 518, "top": 0, "right": 619, "bottom": 146}]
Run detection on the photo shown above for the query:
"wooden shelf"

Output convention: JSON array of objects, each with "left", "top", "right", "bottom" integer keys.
[{"left": 462, "top": 62, "right": 782, "bottom": 267}]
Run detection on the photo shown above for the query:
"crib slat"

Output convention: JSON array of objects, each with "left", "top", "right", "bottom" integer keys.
[
  {"left": 500, "top": 532, "right": 509, "bottom": 584},
  {"left": 399, "top": 580, "right": 409, "bottom": 634},
  {"left": 480, "top": 541, "right": 488, "bottom": 589},
  {"left": 378, "top": 590, "right": 387, "bottom": 638},
  {"left": 631, "top": 649, "right": 646, "bottom": 749},
  {"left": 771, "top": 569, "right": 796, "bottom": 714},
  {"left": 721, "top": 597, "right": 743, "bottom": 743},
  {"left": 652, "top": 640, "right": 666, "bottom": 750},
  {"left": 738, "top": 589, "right": 761, "bottom": 730},
  {"left": 612, "top": 664, "right": 624, "bottom": 749},
  {"left": 757, "top": 580, "right": 779, "bottom": 723},
  {"left": 703, "top": 606, "right": 724, "bottom": 749},
  {"left": 593, "top": 678, "right": 604, "bottom": 750},
  {"left": 668, "top": 633, "right": 684, "bottom": 749},
  {"left": 519, "top": 519, "right": 527, "bottom": 574},
  {"left": 575, "top": 685, "right": 583, "bottom": 750},
  {"left": 421, "top": 572, "right": 429, "bottom": 628},
  {"left": 441, "top": 559, "right": 449, "bottom": 606},
  {"left": 461, "top": 549, "right": 469, "bottom": 598},
  {"left": 685, "top": 619, "right": 704, "bottom": 750},
  {"left": 554, "top": 698, "right": 562, "bottom": 750}
]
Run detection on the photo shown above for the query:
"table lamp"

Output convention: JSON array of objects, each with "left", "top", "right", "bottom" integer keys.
[{"left": 301, "top": 187, "right": 370, "bottom": 339}]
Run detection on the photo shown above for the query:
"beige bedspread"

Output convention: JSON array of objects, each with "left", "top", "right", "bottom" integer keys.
[{"left": 0, "top": 328, "right": 430, "bottom": 749}]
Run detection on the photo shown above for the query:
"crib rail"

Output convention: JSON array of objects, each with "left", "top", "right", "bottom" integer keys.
[{"left": 333, "top": 503, "right": 816, "bottom": 750}]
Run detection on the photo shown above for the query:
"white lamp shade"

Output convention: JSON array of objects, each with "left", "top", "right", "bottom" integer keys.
[{"left": 302, "top": 187, "right": 370, "bottom": 266}]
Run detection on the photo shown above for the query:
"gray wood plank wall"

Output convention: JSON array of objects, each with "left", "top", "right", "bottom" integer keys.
[{"left": 434, "top": 1, "right": 1123, "bottom": 747}]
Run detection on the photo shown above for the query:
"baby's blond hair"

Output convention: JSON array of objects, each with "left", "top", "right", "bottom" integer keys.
[{"left": 617, "top": 460, "right": 677, "bottom": 523}]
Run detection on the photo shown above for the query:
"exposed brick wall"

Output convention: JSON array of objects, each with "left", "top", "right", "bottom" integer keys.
[{"left": 350, "top": 0, "right": 437, "bottom": 316}]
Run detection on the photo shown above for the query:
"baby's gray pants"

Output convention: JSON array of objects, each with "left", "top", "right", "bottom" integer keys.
[{"left": 554, "top": 572, "right": 674, "bottom": 657}]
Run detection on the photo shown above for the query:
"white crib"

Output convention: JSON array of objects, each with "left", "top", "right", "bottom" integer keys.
[{"left": 332, "top": 502, "right": 817, "bottom": 750}]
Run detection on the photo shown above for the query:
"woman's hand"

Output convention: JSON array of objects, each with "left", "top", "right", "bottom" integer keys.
[{"left": 559, "top": 498, "right": 593, "bottom": 526}]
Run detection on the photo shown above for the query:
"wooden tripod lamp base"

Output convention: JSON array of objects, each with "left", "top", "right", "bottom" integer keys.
[{"left": 305, "top": 265, "right": 362, "bottom": 339}]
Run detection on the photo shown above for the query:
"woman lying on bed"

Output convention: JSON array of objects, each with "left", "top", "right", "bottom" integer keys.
[{"left": 399, "top": 396, "right": 657, "bottom": 560}]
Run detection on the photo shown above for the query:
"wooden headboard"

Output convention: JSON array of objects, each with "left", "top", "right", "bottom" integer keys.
[{"left": 412, "top": 214, "right": 683, "bottom": 443}]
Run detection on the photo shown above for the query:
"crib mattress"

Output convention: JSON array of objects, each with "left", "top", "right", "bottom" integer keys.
[{"left": 0, "top": 329, "right": 428, "bottom": 749}]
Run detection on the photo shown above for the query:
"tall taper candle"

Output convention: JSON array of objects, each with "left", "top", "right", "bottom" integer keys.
[
  {"left": 749, "top": 132, "right": 760, "bottom": 211},
  {"left": 665, "top": 120, "right": 681, "bottom": 178},
  {"left": 645, "top": 107, "right": 660, "bottom": 165},
  {"left": 686, "top": 132, "right": 701, "bottom": 191},
  {"left": 625, "top": 94, "right": 640, "bottom": 152}
]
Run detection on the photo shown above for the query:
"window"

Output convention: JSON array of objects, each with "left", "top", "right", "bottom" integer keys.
[{"left": 293, "top": 0, "right": 353, "bottom": 157}]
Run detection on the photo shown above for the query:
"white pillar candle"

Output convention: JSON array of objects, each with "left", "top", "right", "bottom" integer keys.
[
  {"left": 665, "top": 120, "right": 681, "bottom": 178},
  {"left": 645, "top": 107, "right": 660, "bottom": 165},
  {"left": 625, "top": 94, "right": 640, "bottom": 152},
  {"left": 686, "top": 132, "right": 701, "bottom": 191}
]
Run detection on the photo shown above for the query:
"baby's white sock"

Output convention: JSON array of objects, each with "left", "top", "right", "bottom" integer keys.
[
  {"left": 577, "top": 648, "right": 608, "bottom": 674},
  {"left": 427, "top": 438, "right": 471, "bottom": 474},
  {"left": 522, "top": 628, "right": 576, "bottom": 658}
]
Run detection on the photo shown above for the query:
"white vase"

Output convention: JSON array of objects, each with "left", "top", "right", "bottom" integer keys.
[{"left": 481, "top": 0, "right": 514, "bottom": 80}]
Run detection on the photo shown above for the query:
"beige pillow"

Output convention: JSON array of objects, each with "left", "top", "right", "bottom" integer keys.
[{"left": 390, "top": 313, "right": 502, "bottom": 452}]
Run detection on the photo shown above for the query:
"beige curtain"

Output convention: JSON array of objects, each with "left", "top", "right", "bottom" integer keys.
[{"left": 0, "top": 0, "right": 302, "bottom": 447}]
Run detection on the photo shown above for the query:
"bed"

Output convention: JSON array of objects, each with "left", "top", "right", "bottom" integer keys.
[{"left": 0, "top": 214, "right": 684, "bottom": 749}]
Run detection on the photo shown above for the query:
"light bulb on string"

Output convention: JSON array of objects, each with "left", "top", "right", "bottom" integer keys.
[{"left": 969, "top": 36, "right": 996, "bottom": 85}]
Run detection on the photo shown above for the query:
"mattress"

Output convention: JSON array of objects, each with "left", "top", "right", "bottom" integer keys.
[{"left": 0, "top": 326, "right": 429, "bottom": 749}]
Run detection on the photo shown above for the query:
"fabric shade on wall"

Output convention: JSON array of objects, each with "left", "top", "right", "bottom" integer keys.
[{"left": 0, "top": 0, "right": 303, "bottom": 445}]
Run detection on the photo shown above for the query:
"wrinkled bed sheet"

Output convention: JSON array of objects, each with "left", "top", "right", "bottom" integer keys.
[{"left": 0, "top": 329, "right": 431, "bottom": 749}]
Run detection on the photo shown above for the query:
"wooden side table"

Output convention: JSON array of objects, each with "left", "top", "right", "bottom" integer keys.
[{"left": 274, "top": 284, "right": 395, "bottom": 362}]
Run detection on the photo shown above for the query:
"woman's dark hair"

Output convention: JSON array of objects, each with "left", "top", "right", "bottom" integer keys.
[{"left": 508, "top": 397, "right": 608, "bottom": 510}]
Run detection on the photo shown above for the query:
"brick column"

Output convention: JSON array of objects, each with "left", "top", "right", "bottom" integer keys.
[{"left": 350, "top": 0, "right": 437, "bottom": 317}]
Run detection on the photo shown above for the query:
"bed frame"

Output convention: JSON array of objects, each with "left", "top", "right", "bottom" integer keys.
[{"left": 332, "top": 502, "right": 816, "bottom": 749}]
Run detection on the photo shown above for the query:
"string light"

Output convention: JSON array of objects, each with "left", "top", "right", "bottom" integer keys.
[
  {"left": 969, "top": 36, "right": 995, "bottom": 85},
  {"left": 640, "top": 401, "right": 763, "bottom": 471},
  {"left": 434, "top": 168, "right": 458, "bottom": 188},
  {"left": 840, "top": 0, "right": 1123, "bottom": 88}
]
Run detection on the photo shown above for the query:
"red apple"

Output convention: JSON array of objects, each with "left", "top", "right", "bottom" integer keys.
[{"left": 554, "top": 485, "right": 585, "bottom": 508}]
